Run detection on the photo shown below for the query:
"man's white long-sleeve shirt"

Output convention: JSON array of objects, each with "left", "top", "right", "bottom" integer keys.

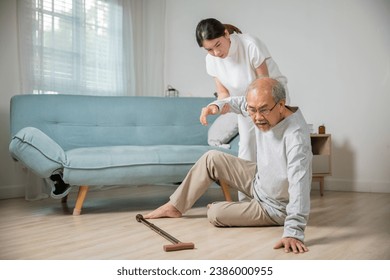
[{"left": 211, "top": 97, "right": 312, "bottom": 241}]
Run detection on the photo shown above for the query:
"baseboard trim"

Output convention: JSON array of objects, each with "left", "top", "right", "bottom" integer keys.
[
  {"left": 0, "top": 184, "right": 25, "bottom": 199},
  {"left": 321, "top": 178, "right": 390, "bottom": 193}
]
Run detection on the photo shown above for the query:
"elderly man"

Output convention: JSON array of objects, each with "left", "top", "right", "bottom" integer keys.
[{"left": 145, "top": 77, "right": 312, "bottom": 254}]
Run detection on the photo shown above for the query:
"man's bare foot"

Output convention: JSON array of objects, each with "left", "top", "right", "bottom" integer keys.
[{"left": 144, "top": 202, "right": 182, "bottom": 219}]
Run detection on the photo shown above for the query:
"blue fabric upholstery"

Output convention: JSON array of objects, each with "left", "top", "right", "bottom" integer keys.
[
  {"left": 64, "top": 145, "right": 217, "bottom": 185},
  {"left": 10, "top": 95, "right": 220, "bottom": 150},
  {"left": 9, "top": 94, "right": 238, "bottom": 188}
]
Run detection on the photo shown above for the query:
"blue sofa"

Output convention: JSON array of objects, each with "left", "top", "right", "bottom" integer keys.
[{"left": 9, "top": 94, "right": 238, "bottom": 215}]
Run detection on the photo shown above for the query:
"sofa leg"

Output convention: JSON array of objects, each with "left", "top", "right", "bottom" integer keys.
[
  {"left": 312, "top": 176, "right": 325, "bottom": 196},
  {"left": 73, "top": 185, "right": 89, "bottom": 215},
  {"left": 61, "top": 194, "right": 68, "bottom": 204},
  {"left": 220, "top": 180, "right": 232, "bottom": 202}
]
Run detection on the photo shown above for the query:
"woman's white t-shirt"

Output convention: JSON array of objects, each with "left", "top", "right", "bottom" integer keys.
[
  {"left": 205, "top": 33, "right": 289, "bottom": 168},
  {"left": 206, "top": 33, "right": 288, "bottom": 97}
]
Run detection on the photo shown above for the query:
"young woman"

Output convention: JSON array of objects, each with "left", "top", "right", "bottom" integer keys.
[{"left": 196, "top": 18, "right": 289, "bottom": 163}]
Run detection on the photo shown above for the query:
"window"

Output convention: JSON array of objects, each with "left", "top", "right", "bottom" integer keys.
[{"left": 20, "top": 0, "right": 124, "bottom": 95}]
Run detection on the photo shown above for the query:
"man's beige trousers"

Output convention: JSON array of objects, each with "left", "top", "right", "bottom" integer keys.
[{"left": 170, "top": 150, "right": 277, "bottom": 227}]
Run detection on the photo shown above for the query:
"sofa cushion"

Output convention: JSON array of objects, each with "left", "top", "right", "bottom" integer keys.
[
  {"left": 63, "top": 145, "right": 235, "bottom": 185},
  {"left": 65, "top": 145, "right": 227, "bottom": 169},
  {"left": 9, "top": 127, "right": 66, "bottom": 178},
  {"left": 208, "top": 113, "right": 238, "bottom": 147}
]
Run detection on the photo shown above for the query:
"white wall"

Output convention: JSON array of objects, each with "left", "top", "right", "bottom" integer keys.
[
  {"left": 165, "top": 0, "right": 390, "bottom": 193},
  {"left": 0, "top": 0, "right": 389, "bottom": 199}
]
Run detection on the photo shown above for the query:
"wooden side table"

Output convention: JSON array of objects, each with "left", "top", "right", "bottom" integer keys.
[{"left": 310, "top": 134, "right": 332, "bottom": 196}]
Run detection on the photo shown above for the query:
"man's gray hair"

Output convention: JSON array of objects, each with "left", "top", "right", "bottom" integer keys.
[
  {"left": 271, "top": 79, "right": 286, "bottom": 103},
  {"left": 246, "top": 77, "right": 286, "bottom": 103}
]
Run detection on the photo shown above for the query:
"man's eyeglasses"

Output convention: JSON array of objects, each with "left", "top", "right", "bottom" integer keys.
[{"left": 246, "top": 102, "right": 279, "bottom": 116}]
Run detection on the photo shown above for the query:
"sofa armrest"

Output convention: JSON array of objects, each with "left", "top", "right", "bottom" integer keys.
[{"left": 9, "top": 127, "right": 66, "bottom": 178}]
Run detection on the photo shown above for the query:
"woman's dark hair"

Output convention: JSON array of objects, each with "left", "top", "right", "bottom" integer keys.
[{"left": 195, "top": 18, "right": 242, "bottom": 47}]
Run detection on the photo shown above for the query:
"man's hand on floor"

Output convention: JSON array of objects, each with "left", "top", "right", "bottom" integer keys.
[{"left": 273, "top": 237, "right": 309, "bottom": 254}]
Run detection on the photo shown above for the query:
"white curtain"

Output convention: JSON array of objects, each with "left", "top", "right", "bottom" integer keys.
[
  {"left": 17, "top": 0, "right": 166, "bottom": 96},
  {"left": 16, "top": 0, "right": 166, "bottom": 200},
  {"left": 126, "top": 0, "right": 166, "bottom": 96},
  {"left": 17, "top": 0, "right": 128, "bottom": 96}
]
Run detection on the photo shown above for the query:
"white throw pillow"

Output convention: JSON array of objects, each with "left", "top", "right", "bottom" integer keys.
[{"left": 208, "top": 113, "right": 238, "bottom": 148}]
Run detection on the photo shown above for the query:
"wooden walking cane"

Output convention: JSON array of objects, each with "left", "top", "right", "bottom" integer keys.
[{"left": 136, "top": 214, "right": 195, "bottom": 252}]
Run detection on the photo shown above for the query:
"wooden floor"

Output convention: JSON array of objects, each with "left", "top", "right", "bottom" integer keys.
[{"left": 0, "top": 185, "right": 389, "bottom": 260}]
